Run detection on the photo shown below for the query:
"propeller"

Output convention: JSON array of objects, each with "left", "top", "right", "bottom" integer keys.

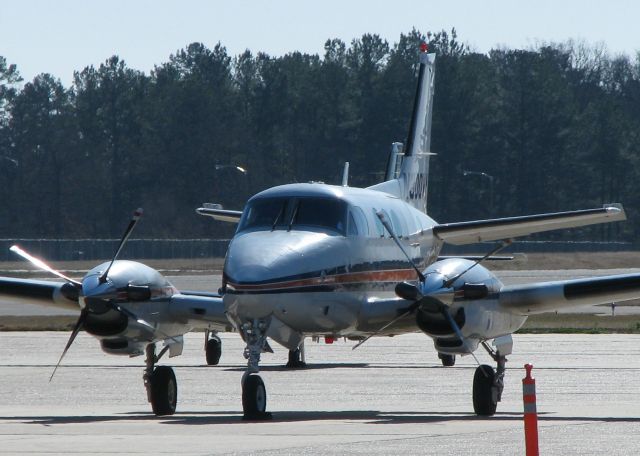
[
  {"left": 9, "top": 245, "right": 82, "bottom": 287},
  {"left": 11, "top": 208, "right": 151, "bottom": 381},
  {"left": 353, "top": 212, "right": 511, "bottom": 364},
  {"left": 99, "top": 208, "right": 143, "bottom": 283}
]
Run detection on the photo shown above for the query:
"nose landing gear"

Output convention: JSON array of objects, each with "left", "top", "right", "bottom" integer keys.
[{"left": 240, "top": 318, "right": 272, "bottom": 420}]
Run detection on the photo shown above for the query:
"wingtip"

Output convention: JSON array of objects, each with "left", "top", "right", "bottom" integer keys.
[{"left": 604, "top": 203, "right": 626, "bottom": 220}]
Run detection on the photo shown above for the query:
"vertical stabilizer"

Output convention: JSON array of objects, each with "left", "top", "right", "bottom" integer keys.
[{"left": 369, "top": 47, "right": 436, "bottom": 214}]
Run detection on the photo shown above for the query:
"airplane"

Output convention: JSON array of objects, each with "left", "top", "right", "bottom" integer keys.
[
  {"left": 1, "top": 44, "right": 639, "bottom": 420},
  {"left": 195, "top": 44, "right": 640, "bottom": 418}
]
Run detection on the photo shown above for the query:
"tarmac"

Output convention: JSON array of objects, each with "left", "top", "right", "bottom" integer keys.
[{"left": 1, "top": 331, "right": 640, "bottom": 455}]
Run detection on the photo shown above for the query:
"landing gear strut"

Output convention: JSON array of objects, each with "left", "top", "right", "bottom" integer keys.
[
  {"left": 240, "top": 318, "right": 272, "bottom": 420},
  {"left": 143, "top": 343, "right": 177, "bottom": 416},
  {"left": 286, "top": 341, "right": 306, "bottom": 368},
  {"left": 472, "top": 336, "right": 511, "bottom": 416},
  {"left": 205, "top": 330, "right": 222, "bottom": 365}
]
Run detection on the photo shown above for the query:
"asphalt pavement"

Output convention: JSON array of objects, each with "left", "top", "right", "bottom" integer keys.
[{"left": 0, "top": 332, "right": 639, "bottom": 455}]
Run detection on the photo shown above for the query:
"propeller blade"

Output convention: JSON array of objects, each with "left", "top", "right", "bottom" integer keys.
[
  {"left": 50, "top": 310, "right": 87, "bottom": 382},
  {"left": 440, "top": 307, "right": 483, "bottom": 369},
  {"left": 106, "top": 302, "right": 181, "bottom": 344},
  {"left": 352, "top": 301, "right": 421, "bottom": 350},
  {"left": 443, "top": 239, "right": 512, "bottom": 288},
  {"left": 99, "top": 208, "right": 143, "bottom": 284},
  {"left": 10, "top": 245, "right": 82, "bottom": 287},
  {"left": 106, "top": 302, "right": 154, "bottom": 331},
  {"left": 376, "top": 211, "right": 425, "bottom": 282}
]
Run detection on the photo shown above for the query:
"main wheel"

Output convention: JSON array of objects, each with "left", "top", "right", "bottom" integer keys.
[
  {"left": 206, "top": 336, "right": 222, "bottom": 365},
  {"left": 150, "top": 366, "right": 177, "bottom": 416},
  {"left": 473, "top": 364, "right": 497, "bottom": 416},
  {"left": 286, "top": 348, "right": 306, "bottom": 368},
  {"left": 438, "top": 353, "right": 456, "bottom": 367},
  {"left": 242, "top": 374, "right": 268, "bottom": 419}
]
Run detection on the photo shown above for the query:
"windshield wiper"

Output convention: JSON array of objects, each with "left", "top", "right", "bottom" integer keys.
[
  {"left": 287, "top": 202, "right": 299, "bottom": 231},
  {"left": 271, "top": 203, "right": 286, "bottom": 231}
]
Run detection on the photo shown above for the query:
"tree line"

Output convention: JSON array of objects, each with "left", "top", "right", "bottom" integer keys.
[{"left": 0, "top": 29, "right": 639, "bottom": 242}]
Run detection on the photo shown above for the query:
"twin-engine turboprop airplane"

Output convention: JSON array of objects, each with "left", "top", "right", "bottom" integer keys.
[
  {"left": 0, "top": 209, "right": 231, "bottom": 416},
  {"left": 195, "top": 45, "right": 640, "bottom": 418},
  {"left": 3, "top": 45, "right": 640, "bottom": 419}
]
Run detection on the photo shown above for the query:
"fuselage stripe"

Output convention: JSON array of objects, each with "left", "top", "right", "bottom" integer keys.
[{"left": 226, "top": 268, "right": 417, "bottom": 292}]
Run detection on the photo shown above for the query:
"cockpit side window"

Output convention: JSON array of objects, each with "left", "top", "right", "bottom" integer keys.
[{"left": 350, "top": 206, "right": 369, "bottom": 236}]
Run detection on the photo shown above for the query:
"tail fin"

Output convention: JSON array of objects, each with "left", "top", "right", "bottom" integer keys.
[{"left": 369, "top": 48, "right": 436, "bottom": 213}]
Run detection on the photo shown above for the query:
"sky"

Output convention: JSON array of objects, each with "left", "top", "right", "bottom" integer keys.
[{"left": 1, "top": 0, "right": 639, "bottom": 86}]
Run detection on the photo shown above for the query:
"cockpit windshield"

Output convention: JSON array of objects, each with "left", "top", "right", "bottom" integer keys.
[{"left": 238, "top": 197, "right": 347, "bottom": 235}]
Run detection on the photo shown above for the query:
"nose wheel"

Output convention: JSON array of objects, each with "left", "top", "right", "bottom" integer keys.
[
  {"left": 242, "top": 373, "right": 268, "bottom": 418},
  {"left": 240, "top": 319, "right": 272, "bottom": 420}
]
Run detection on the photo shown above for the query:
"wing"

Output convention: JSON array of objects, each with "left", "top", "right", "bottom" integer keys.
[
  {"left": 433, "top": 205, "right": 625, "bottom": 246},
  {"left": 168, "top": 293, "right": 232, "bottom": 332},
  {"left": 499, "top": 272, "right": 640, "bottom": 315},
  {"left": 0, "top": 277, "right": 79, "bottom": 310},
  {"left": 196, "top": 207, "right": 242, "bottom": 223}
]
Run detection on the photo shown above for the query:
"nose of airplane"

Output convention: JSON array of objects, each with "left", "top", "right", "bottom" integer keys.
[{"left": 224, "top": 230, "right": 347, "bottom": 286}]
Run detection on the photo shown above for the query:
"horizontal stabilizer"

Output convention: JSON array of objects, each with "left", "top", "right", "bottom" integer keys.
[
  {"left": 433, "top": 205, "right": 625, "bottom": 246},
  {"left": 437, "top": 255, "right": 514, "bottom": 261},
  {"left": 196, "top": 207, "right": 242, "bottom": 223},
  {"left": 500, "top": 272, "right": 640, "bottom": 315}
]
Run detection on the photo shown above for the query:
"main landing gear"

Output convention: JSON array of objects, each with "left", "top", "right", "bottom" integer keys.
[
  {"left": 143, "top": 343, "right": 177, "bottom": 416},
  {"left": 286, "top": 341, "right": 306, "bottom": 368},
  {"left": 205, "top": 330, "right": 222, "bottom": 365},
  {"left": 240, "top": 318, "right": 272, "bottom": 420},
  {"left": 438, "top": 352, "right": 456, "bottom": 367},
  {"left": 472, "top": 336, "right": 512, "bottom": 416}
]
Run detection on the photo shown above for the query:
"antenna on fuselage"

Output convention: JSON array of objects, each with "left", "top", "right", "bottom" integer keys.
[{"left": 342, "top": 162, "right": 350, "bottom": 186}]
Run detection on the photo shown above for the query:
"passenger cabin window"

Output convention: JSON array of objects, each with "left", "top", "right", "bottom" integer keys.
[
  {"left": 389, "top": 209, "right": 406, "bottom": 238},
  {"left": 238, "top": 197, "right": 347, "bottom": 235},
  {"left": 347, "top": 212, "right": 358, "bottom": 236},
  {"left": 351, "top": 206, "right": 369, "bottom": 236},
  {"left": 371, "top": 208, "right": 385, "bottom": 237}
]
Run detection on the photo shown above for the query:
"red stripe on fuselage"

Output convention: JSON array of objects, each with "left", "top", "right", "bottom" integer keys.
[{"left": 226, "top": 269, "right": 417, "bottom": 292}]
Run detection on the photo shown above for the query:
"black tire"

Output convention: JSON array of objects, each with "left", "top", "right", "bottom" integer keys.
[
  {"left": 286, "top": 348, "right": 306, "bottom": 368},
  {"left": 438, "top": 353, "right": 456, "bottom": 367},
  {"left": 242, "top": 374, "right": 267, "bottom": 418},
  {"left": 150, "top": 366, "right": 177, "bottom": 416},
  {"left": 206, "top": 336, "right": 222, "bottom": 365},
  {"left": 473, "top": 364, "right": 497, "bottom": 416}
]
